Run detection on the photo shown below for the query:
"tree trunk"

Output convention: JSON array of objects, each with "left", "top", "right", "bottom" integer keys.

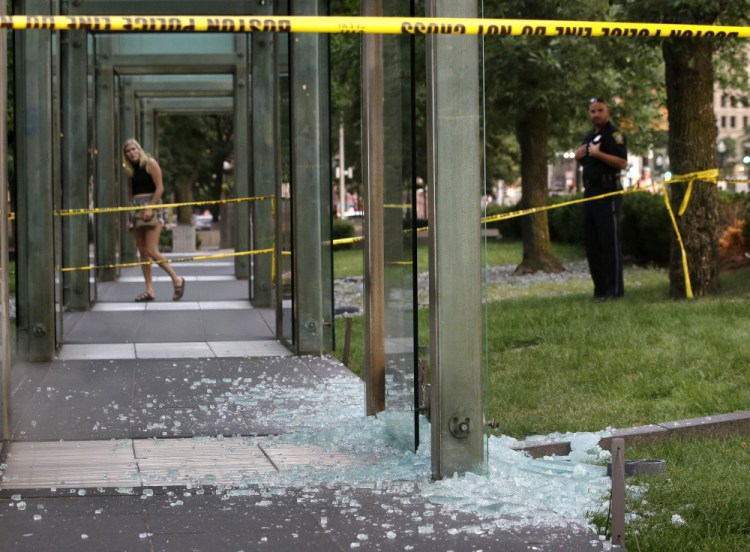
[
  {"left": 663, "top": 39, "right": 720, "bottom": 298},
  {"left": 175, "top": 170, "right": 198, "bottom": 224},
  {"left": 514, "top": 104, "right": 563, "bottom": 275}
]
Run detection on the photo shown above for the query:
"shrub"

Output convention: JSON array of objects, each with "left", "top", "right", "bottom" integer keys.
[
  {"left": 620, "top": 192, "right": 671, "bottom": 266},
  {"left": 548, "top": 193, "right": 584, "bottom": 246},
  {"left": 717, "top": 190, "right": 750, "bottom": 229},
  {"left": 332, "top": 218, "right": 356, "bottom": 250},
  {"left": 546, "top": 192, "right": 671, "bottom": 266},
  {"left": 159, "top": 228, "right": 173, "bottom": 251},
  {"left": 484, "top": 203, "right": 522, "bottom": 240},
  {"left": 745, "top": 204, "right": 750, "bottom": 246}
]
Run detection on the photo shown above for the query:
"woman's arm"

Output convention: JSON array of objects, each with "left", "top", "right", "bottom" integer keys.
[
  {"left": 147, "top": 158, "right": 164, "bottom": 204},
  {"left": 143, "top": 158, "right": 163, "bottom": 221}
]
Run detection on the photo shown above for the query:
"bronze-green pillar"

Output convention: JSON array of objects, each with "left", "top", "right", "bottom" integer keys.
[
  {"left": 1, "top": 0, "right": 11, "bottom": 435},
  {"left": 250, "top": 9, "right": 277, "bottom": 308},
  {"left": 362, "top": 2, "right": 386, "bottom": 415},
  {"left": 426, "top": 0, "right": 485, "bottom": 478},
  {"left": 289, "top": 0, "right": 333, "bottom": 354},
  {"left": 118, "top": 77, "right": 136, "bottom": 264},
  {"left": 61, "top": 29, "right": 91, "bottom": 310},
  {"left": 94, "top": 38, "right": 118, "bottom": 282},
  {"left": 14, "top": 0, "right": 56, "bottom": 361},
  {"left": 234, "top": 36, "right": 251, "bottom": 280}
]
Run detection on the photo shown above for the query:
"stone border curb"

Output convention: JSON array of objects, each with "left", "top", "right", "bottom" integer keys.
[{"left": 511, "top": 411, "right": 750, "bottom": 459}]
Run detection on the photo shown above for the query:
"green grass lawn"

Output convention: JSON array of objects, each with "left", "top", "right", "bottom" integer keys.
[
  {"left": 334, "top": 263, "right": 750, "bottom": 437},
  {"left": 594, "top": 436, "right": 750, "bottom": 552},
  {"left": 332, "top": 242, "right": 750, "bottom": 551}
]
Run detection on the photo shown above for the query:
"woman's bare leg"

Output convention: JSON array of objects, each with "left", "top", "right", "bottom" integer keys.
[
  {"left": 143, "top": 225, "right": 181, "bottom": 285},
  {"left": 134, "top": 229, "right": 155, "bottom": 297}
]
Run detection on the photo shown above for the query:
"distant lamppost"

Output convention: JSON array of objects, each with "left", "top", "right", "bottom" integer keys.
[{"left": 717, "top": 140, "right": 726, "bottom": 174}]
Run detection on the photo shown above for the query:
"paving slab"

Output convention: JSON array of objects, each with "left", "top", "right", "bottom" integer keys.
[
  {"left": 0, "top": 487, "right": 603, "bottom": 552},
  {"left": 0, "top": 496, "right": 151, "bottom": 552}
]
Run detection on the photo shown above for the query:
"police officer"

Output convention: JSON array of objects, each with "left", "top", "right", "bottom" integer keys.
[{"left": 574, "top": 98, "right": 627, "bottom": 301}]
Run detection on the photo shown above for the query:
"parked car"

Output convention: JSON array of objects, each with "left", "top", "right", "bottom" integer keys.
[{"left": 192, "top": 212, "right": 213, "bottom": 230}]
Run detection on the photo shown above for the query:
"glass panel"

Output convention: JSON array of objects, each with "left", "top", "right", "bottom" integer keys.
[
  {"left": 0, "top": 182, "right": 9, "bottom": 441},
  {"left": 480, "top": 31, "right": 490, "bottom": 467},
  {"left": 382, "top": 30, "right": 418, "bottom": 451},
  {"left": 52, "top": 35, "right": 65, "bottom": 350},
  {"left": 277, "top": 65, "right": 294, "bottom": 347}
]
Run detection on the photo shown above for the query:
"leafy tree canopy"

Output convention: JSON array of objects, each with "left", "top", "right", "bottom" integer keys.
[
  {"left": 156, "top": 113, "right": 233, "bottom": 209},
  {"left": 483, "top": 0, "right": 665, "bottom": 163}
]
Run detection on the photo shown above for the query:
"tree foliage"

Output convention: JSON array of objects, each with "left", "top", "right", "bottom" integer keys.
[
  {"left": 156, "top": 114, "right": 233, "bottom": 222},
  {"left": 613, "top": 0, "right": 750, "bottom": 297},
  {"left": 330, "top": 0, "right": 364, "bottom": 188},
  {"left": 482, "top": 0, "right": 665, "bottom": 273}
]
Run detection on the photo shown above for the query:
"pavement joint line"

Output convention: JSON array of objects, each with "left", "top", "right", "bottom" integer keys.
[
  {"left": 90, "top": 300, "right": 254, "bottom": 312},
  {"left": 57, "top": 340, "right": 291, "bottom": 360}
]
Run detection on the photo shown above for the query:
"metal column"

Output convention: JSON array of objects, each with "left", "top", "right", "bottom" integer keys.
[
  {"left": 118, "top": 77, "right": 137, "bottom": 264},
  {"left": 94, "top": 37, "right": 118, "bottom": 282},
  {"left": 426, "top": 0, "right": 485, "bottom": 478},
  {"left": 14, "top": 0, "right": 57, "bottom": 361},
  {"left": 61, "top": 29, "right": 91, "bottom": 310},
  {"left": 234, "top": 36, "right": 251, "bottom": 280},
  {"left": 250, "top": 3, "right": 277, "bottom": 308},
  {"left": 0, "top": 0, "right": 10, "bottom": 437},
  {"left": 362, "top": 2, "right": 386, "bottom": 415},
  {"left": 289, "top": 0, "right": 333, "bottom": 354}
]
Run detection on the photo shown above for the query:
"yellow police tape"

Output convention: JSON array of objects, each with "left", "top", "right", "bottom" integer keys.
[
  {"left": 2, "top": 15, "right": 750, "bottom": 38},
  {"left": 61, "top": 248, "right": 274, "bottom": 272},
  {"left": 20, "top": 165, "right": 728, "bottom": 298},
  {"left": 481, "top": 168, "right": 721, "bottom": 299},
  {"left": 55, "top": 195, "right": 274, "bottom": 272},
  {"left": 57, "top": 195, "right": 272, "bottom": 217},
  {"left": 660, "top": 168, "right": 718, "bottom": 298}
]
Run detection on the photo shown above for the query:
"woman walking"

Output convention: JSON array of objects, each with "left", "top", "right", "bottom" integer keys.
[{"left": 122, "top": 138, "right": 185, "bottom": 302}]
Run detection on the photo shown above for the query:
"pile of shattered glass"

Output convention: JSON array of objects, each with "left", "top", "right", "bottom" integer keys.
[{"left": 135, "top": 355, "right": 614, "bottom": 534}]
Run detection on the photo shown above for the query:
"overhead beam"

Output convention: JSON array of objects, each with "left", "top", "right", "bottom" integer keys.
[
  {"left": 144, "top": 97, "right": 234, "bottom": 113},
  {"left": 132, "top": 80, "right": 234, "bottom": 98},
  {"left": 68, "top": 0, "right": 266, "bottom": 16},
  {"left": 107, "top": 54, "right": 240, "bottom": 75}
]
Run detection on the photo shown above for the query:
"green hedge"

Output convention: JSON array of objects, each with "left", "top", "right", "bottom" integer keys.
[
  {"left": 484, "top": 203, "right": 522, "bottom": 239},
  {"left": 332, "top": 218, "right": 356, "bottom": 250},
  {"left": 487, "top": 192, "right": 673, "bottom": 266},
  {"left": 548, "top": 194, "right": 584, "bottom": 245},
  {"left": 620, "top": 192, "right": 671, "bottom": 265},
  {"left": 547, "top": 192, "right": 672, "bottom": 265}
]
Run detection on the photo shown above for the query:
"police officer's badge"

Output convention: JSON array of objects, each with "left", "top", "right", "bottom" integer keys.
[{"left": 612, "top": 131, "right": 624, "bottom": 144}]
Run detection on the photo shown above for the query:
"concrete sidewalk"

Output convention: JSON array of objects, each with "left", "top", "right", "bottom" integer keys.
[{"left": 0, "top": 257, "right": 607, "bottom": 551}]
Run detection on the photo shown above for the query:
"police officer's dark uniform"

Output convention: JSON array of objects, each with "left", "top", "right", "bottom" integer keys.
[{"left": 579, "top": 119, "right": 627, "bottom": 300}]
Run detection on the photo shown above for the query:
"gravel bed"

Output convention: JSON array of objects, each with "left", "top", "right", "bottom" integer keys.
[{"left": 334, "top": 260, "right": 593, "bottom": 315}]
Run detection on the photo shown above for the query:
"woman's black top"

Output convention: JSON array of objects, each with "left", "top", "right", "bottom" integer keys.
[{"left": 130, "top": 162, "right": 156, "bottom": 196}]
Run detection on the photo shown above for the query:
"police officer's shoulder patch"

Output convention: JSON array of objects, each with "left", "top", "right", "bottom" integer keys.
[{"left": 612, "top": 131, "right": 624, "bottom": 144}]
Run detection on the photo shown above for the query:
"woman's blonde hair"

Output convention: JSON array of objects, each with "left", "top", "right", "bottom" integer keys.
[{"left": 122, "top": 138, "right": 151, "bottom": 176}]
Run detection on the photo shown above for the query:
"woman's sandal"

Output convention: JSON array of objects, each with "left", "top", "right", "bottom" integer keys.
[
  {"left": 172, "top": 277, "right": 186, "bottom": 301},
  {"left": 135, "top": 291, "right": 155, "bottom": 302}
]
